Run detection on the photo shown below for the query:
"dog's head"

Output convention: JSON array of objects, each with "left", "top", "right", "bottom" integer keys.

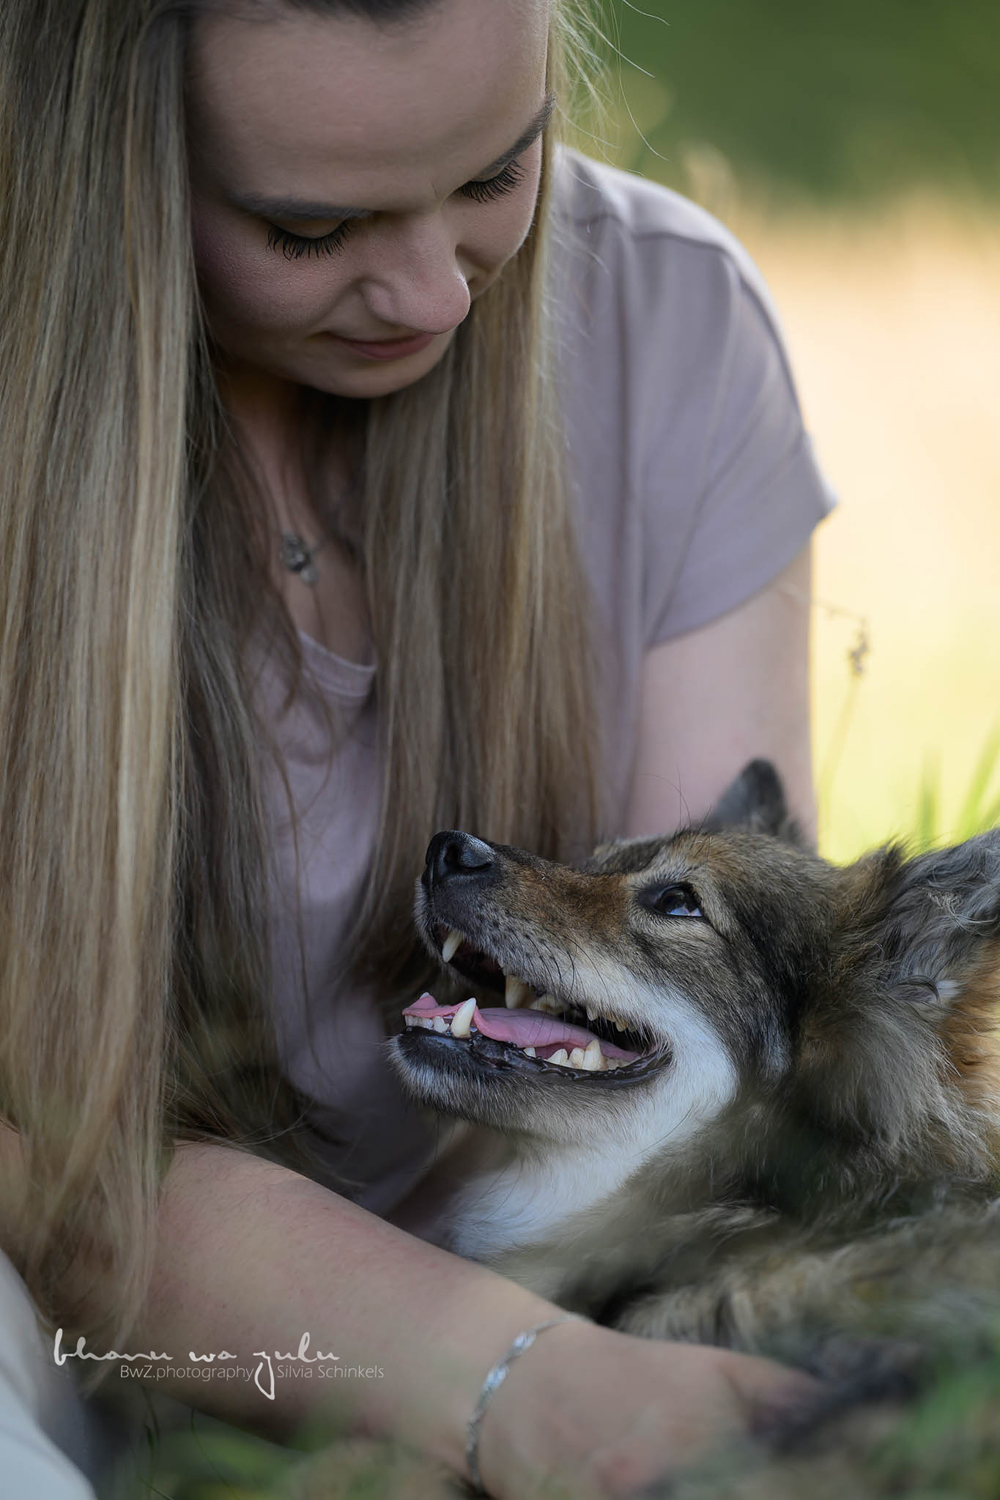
[{"left": 390, "top": 761, "right": 1000, "bottom": 1196}]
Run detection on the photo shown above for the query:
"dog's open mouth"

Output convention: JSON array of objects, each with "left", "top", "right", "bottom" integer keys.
[{"left": 401, "top": 924, "right": 666, "bottom": 1080}]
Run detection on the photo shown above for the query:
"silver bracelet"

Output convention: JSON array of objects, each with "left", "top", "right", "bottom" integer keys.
[{"left": 464, "top": 1314, "right": 589, "bottom": 1495}]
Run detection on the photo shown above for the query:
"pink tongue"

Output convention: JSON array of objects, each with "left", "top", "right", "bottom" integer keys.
[{"left": 403, "top": 992, "right": 640, "bottom": 1061}]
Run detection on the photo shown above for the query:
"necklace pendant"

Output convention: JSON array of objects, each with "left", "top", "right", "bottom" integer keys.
[
  {"left": 279, "top": 532, "right": 310, "bottom": 572},
  {"left": 278, "top": 529, "right": 324, "bottom": 585}
]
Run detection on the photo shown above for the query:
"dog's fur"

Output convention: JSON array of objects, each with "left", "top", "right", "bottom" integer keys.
[{"left": 389, "top": 761, "right": 1000, "bottom": 1426}]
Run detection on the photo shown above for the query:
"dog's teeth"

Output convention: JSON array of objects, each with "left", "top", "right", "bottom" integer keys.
[
  {"left": 524, "top": 1046, "right": 537, "bottom": 1057},
  {"left": 612, "top": 1016, "right": 627, "bottom": 1032},
  {"left": 441, "top": 928, "right": 463, "bottom": 964},
  {"left": 548, "top": 1048, "right": 570, "bottom": 1067},
  {"left": 568, "top": 1047, "right": 586, "bottom": 1068},
  {"left": 505, "top": 975, "right": 532, "bottom": 1009},
  {"left": 432, "top": 1016, "right": 448, "bottom": 1033},
  {"left": 531, "top": 993, "right": 562, "bottom": 1015},
  {"left": 450, "top": 997, "right": 476, "bottom": 1038},
  {"left": 581, "top": 1039, "right": 603, "bottom": 1071}
]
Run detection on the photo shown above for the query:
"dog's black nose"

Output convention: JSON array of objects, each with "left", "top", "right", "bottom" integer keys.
[{"left": 425, "top": 831, "right": 496, "bottom": 888}]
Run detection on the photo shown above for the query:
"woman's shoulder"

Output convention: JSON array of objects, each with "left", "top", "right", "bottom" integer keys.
[
  {"left": 546, "top": 146, "right": 835, "bottom": 652},
  {"left": 548, "top": 144, "right": 785, "bottom": 342},
  {"left": 552, "top": 144, "right": 738, "bottom": 248}
]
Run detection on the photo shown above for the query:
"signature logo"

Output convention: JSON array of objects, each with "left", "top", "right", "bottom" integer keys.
[{"left": 53, "top": 1328, "right": 341, "bottom": 1399}]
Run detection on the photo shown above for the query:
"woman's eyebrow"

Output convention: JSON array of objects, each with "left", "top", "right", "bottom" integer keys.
[
  {"left": 479, "top": 91, "right": 556, "bottom": 178},
  {"left": 230, "top": 91, "right": 556, "bottom": 224}
]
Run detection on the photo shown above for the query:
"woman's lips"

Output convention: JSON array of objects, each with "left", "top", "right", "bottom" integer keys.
[{"left": 331, "top": 331, "right": 436, "bottom": 360}]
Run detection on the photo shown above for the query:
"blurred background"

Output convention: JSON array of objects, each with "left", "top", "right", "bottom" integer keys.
[{"left": 573, "top": 0, "right": 1000, "bottom": 860}]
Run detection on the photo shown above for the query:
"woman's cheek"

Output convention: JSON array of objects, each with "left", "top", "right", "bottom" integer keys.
[
  {"left": 462, "top": 173, "right": 543, "bottom": 293},
  {"left": 192, "top": 204, "right": 335, "bottom": 339}
]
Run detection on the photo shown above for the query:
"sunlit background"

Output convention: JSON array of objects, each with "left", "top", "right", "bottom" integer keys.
[{"left": 574, "top": 0, "right": 1000, "bottom": 861}]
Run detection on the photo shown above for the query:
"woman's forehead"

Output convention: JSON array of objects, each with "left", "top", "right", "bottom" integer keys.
[{"left": 186, "top": 0, "right": 550, "bottom": 211}]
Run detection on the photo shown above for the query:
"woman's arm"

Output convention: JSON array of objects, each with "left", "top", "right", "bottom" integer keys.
[
  {"left": 129, "top": 1142, "right": 564, "bottom": 1459},
  {"left": 624, "top": 542, "right": 815, "bottom": 843},
  {"left": 123, "top": 1143, "right": 813, "bottom": 1498}
]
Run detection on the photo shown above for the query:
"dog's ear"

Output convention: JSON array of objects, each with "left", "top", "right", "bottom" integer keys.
[
  {"left": 877, "top": 831, "right": 1000, "bottom": 1109},
  {"left": 880, "top": 832, "right": 1000, "bottom": 997},
  {"left": 794, "top": 837, "right": 1000, "bottom": 1171},
  {"left": 702, "top": 759, "right": 803, "bottom": 845}
]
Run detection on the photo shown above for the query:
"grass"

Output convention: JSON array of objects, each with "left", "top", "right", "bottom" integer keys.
[
  {"left": 95, "top": 1331, "right": 1000, "bottom": 1499},
  {"left": 588, "top": 0, "right": 1000, "bottom": 206},
  {"left": 733, "top": 194, "right": 1000, "bottom": 865},
  {"left": 912, "top": 726, "right": 1000, "bottom": 853}
]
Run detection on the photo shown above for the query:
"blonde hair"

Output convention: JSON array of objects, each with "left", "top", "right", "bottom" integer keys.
[{"left": 0, "top": 0, "right": 606, "bottom": 1387}]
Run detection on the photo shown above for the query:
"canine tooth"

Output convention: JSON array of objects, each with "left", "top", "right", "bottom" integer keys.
[
  {"left": 433, "top": 1016, "right": 448, "bottom": 1033},
  {"left": 548, "top": 1048, "right": 569, "bottom": 1067},
  {"left": 581, "top": 1038, "right": 603, "bottom": 1071},
  {"left": 568, "top": 1047, "right": 586, "bottom": 1068},
  {"left": 450, "top": 997, "right": 476, "bottom": 1038},
  {"left": 441, "top": 928, "right": 463, "bottom": 963},
  {"left": 505, "top": 975, "right": 532, "bottom": 1009},
  {"left": 524, "top": 1046, "right": 537, "bottom": 1057}
]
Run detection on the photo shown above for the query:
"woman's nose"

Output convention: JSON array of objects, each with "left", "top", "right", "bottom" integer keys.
[{"left": 360, "top": 213, "right": 472, "bottom": 336}]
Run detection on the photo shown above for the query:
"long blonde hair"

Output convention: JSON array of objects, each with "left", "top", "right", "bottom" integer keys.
[{"left": 0, "top": 0, "right": 605, "bottom": 1384}]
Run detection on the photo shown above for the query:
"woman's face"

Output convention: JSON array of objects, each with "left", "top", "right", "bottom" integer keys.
[{"left": 187, "top": 0, "right": 551, "bottom": 400}]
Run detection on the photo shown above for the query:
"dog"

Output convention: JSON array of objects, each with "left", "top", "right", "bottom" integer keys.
[{"left": 388, "top": 761, "right": 1000, "bottom": 1485}]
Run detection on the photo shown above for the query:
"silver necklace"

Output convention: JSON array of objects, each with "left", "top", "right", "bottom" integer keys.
[{"left": 277, "top": 529, "right": 327, "bottom": 586}]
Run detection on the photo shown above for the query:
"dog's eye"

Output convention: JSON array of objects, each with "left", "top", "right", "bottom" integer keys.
[{"left": 643, "top": 884, "right": 703, "bottom": 918}]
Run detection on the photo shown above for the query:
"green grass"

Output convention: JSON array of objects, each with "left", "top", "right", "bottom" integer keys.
[
  {"left": 910, "top": 724, "right": 1000, "bottom": 852},
  {"left": 587, "top": 0, "right": 1000, "bottom": 206},
  {"left": 96, "top": 1344, "right": 1000, "bottom": 1500}
]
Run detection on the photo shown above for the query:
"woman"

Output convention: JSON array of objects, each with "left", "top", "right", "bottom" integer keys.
[{"left": 0, "top": 0, "right": 831, "bottom": 1494}]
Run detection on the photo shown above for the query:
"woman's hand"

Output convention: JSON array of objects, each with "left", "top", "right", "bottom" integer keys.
[{"left": 475, "top": 1319, "right": 818, "bottom": 1499}]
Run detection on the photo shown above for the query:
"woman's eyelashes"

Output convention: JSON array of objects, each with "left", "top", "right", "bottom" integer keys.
[
  {"left": 455, "top": 157, "right": 526, "bottom": 205},
  {"left": 264, "top": 158, "right": 528, "bottom": 260},
  {"left": 266, "top": 222, "right": 352, "bottom": 260}
]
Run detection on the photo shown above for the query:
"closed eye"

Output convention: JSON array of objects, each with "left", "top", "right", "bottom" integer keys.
[
  {"left": 640, "top": 883, "right": 704, "bottom": 919},
  {"left": 266, "top": 221, "right": 353, "bottom": 260},
  {"left": 265, "top": 158, "right": 529, "bottom": 260},
  {"left": 458, "top": 157, "right": 526, "bottom": 205}
]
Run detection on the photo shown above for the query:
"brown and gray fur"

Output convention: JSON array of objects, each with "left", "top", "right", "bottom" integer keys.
[{"left": 389, "top": 761, "right": 1000, "bottom": 1469}]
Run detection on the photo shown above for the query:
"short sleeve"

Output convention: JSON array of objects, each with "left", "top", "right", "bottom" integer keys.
[
  {"left": 548, "top": 147, "right": 837, "bottom": 830},
  {"left": 638, "top": 242, "right": 837, "bottom": 645}
]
